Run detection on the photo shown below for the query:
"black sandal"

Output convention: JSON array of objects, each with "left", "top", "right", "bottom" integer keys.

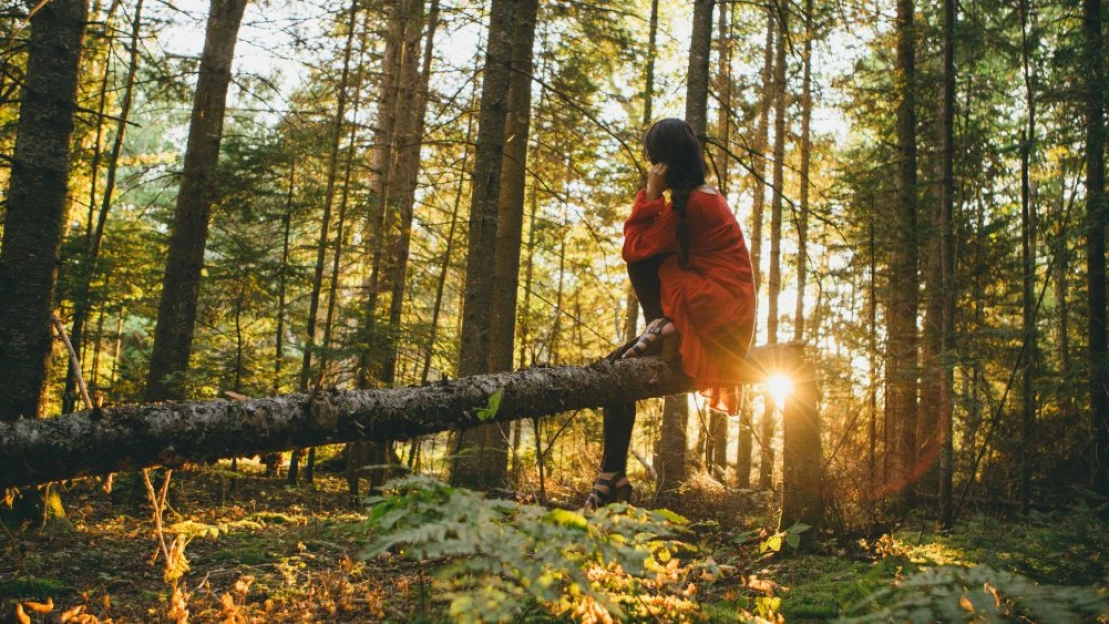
[
  {"left": 583, "top": 472, "right": 633, "bottom": 511},
  {"left": 621, "top": 318, "right": 674, "bottom": 359}
]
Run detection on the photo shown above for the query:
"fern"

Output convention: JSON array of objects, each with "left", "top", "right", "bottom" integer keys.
[
  {"left": 838, "top": 564, "right": 1109, "bottom": 623},
  {"left": 361, "top": 475, "right": 735, "bottom": 623}
]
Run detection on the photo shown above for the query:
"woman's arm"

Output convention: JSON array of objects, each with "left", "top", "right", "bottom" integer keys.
[{"left": 623, "top": 189, "right": 679, "bottom": 262}]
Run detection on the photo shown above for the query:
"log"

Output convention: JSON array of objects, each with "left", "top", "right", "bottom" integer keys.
[{"left": 0, "top": 345, "right": 804, "bottom": 489}]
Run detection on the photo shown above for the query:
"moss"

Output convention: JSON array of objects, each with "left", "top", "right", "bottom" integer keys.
[{"left": 0, "top": 577, "right": 73, "bottom": 600}]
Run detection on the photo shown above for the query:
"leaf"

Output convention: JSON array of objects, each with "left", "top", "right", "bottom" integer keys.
[
  {"left": 789, "top": 522, "right": 812, "bottom": 534},
  {"left": 761, "top": 534, "right": 782, "bottom": 553},
  {"left": 545, "top": 508, "right": 588, "bottom": 530},
  {"left": 654, "top": 508, "right": 689, "bottom": 525},
  {"left": 21, "top": 599, "right": 52, "bottom": 614},
  {"left": 786, "top": 531, "right": 801, "bottom": 549},
  {"left": 476, "top": 389, "right": 504, "bottom": 422},
  {"left": 14, "top": 604, "right": 30, "bottom": 624}
]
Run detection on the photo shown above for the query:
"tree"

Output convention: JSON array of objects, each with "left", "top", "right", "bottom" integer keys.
[
  {"left": 489, "top": 0, "right": 539, "bottom": 375},
  {"left": 145, "top": 0, "right": 248, "bottom": 402},
  {"left": 451, "top": 0, "right": 519, "bottom": 489},
  {"left": 0, "top": 0, "right": 89, "bottom": 521},
  {"left": 656, "top": 0, "right": 714, "bottom": 500},
  {"left": 888, "top": 0, "right": 920, "bottom": 505},
  {"left": 1085, "top": 0, "right": 1108, "bottom": 495}
]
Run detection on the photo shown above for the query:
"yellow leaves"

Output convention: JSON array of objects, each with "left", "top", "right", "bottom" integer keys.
[
  {"left": 14, "top": 603, "right": 30, "bottom": 624},
  {"left": 21, "top": 598, "right": 52, "bottom": 614}
]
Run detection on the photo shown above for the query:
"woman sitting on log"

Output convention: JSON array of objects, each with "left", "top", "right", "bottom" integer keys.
[{"left": 586, "top": 118, "right": 757, "bottom": 509}]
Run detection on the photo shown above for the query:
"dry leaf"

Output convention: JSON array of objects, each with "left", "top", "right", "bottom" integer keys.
[
  {"left": 22, "top": 598, "right": 52, "bottom": 613},
  {"left": 60, "top": 605, "right": 86, "bottom": 623},
  {"left": 959, "top": 594, "right": 976, "bottom": 613},
  {"left": 15, "top": 603, "right": 31, "bottom": 624}
]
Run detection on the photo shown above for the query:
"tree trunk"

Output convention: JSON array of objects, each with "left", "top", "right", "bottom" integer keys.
[
  {"left": 489, "top": 0, "right": 539, "bottom": 375},
  {"left": 760, "top": 2, "right": 788, "bottom": 492},
  {"left": 64, "top": 0, "right": 143, "bottom": 414},
  {"left": 749, "top": 6, "right": 775, "bottom": 295},
  {"left": 145, "top": 0, "right": 247, "bottom": 402},
  {"left": 794, "top": 0, "right": 811, "bottom": 343},
  {"left": 382, "top": 0, "right": 439, "bottom": 386},
  {"left": 1, "top": 352, "right": 770, "bottom": 489},
  {"left": 287, "top": 0, "right": 359, "bottom": 484},
  {"left": 655, "top": 0, "right": 714, "bottom": 501},
  {"left": 0, "top": 0, "right": 89, "bottom": 422},
  {"left": 707, "top": 0, "right": 732, "bottom": 478},
  {"left": 888, "top": 0, "right": 919, "bottom": 507},
  {"left": 1084, "top": 0, "right": 1108, "bottom": 495},
  {"left": 938, "top": 0, "right": 957, "bottom": 527},
  {"left": 623, "top": 0, "right": 661, "bottom": 343},
  {"left": 451, "top": 0, "right": 518, "bottom": 489}
]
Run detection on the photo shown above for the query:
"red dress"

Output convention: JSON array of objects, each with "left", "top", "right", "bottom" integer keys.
[{"left": 623, "top": 188, "right": 756, "bottom": 413}]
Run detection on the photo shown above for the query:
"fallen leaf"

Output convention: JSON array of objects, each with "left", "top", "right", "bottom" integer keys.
[{"left": 22, "top": 598, "right": 53, "bottom": 613}]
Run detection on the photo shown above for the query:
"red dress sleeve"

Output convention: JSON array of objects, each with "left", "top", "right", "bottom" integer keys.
[{"left": 622, "top": 190, "right": 678, "bottom": 263}]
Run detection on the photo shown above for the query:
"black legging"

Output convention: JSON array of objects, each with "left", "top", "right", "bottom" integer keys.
[{"left": 600, "top": 255, "right": 668, "bottom": 474}]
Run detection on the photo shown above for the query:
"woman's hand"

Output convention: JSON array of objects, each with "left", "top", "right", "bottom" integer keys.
[{"left": 645, "top": 162, "right": 668, "bottom": 201}]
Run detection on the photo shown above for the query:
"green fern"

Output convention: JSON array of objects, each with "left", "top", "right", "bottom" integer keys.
[
  {"left": 361, "top": 475, "right": 737, "bottom": 623},
  {"left": 838, "top": 565, "right": 1109, "bottom": 623}
]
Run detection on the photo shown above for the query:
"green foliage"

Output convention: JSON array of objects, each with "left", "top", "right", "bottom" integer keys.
[
  {"left": 363, "top": 475, "right": 736, "bottom": 623},
  {"left": 838, "top": 565, "right": 1109, "bottom": 623},
  {"left": 0, "top": 577, "right": 72, "bottom": 600}
]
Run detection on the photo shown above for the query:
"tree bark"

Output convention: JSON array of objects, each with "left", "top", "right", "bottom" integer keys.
[
  {"left": 794, "top": 0, "right": 811, "bottom": 343},
  {"left": 382, "top": 0, "right": 439, "bottom": 386},
  {"left": 489, "top": 0, "right": 539, "bottom": 375},
  {"left": 655, "top": 0, "right": 714, "bottom": 501},
  {"left": 889, "top": 0, "right": 919, "bottom": 505},
  {"left": 623, "top": 0, "right": 661, "bottom": 343},
  {"left": 145, "top": 0, "right": 247, "bottom": 402},
  {"left": 1084, "top": 0, "right": 1108, "bottom": 495},
  {"left": 939, "top": 0, "right": 957, "bottom": 527},
  {"left": 707, "top": 0, "right": 732, "bottom": 478},
  {"left": 0, "top": 0, "right": 89, "bottom": 421},
  {"left": 451, "top": 0, "right": 518, "bottom": 488},
  {"left": 0, "top": 346, "right": 793, "bottom": 489}
]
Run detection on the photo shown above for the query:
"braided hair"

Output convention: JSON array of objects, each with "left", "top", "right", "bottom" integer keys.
[{"left": 643, "top": 119, "right": 706, "bottom": 271}]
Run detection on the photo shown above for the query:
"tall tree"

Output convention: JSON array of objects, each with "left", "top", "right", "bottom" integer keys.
[
  {"left": 0, "top": 0, "right": 88, "bottom": 417},
  {"left": 707, "top": 0, "right": 732, "bottom": 478},
  {"left": 145, "top": 0, "right": 248, "bottom": 402},
  {"left": 287, "top": 0, "right": 360, "bottom": 484},
  {"left": 656, "top": 0, "right": 714, "bottom": 500},
  {"left": 0, "top": 0, "right": 88, "bottom": 521},
  {"left": 489, "top": 0, "right": 538, "bottom": 374},
  {"left": 451, "top": 0, "right": 518, "bottom": 489},
  {"left": 888, "top": 0, "right": 920, "bottom": 504},
  {"left": 938, "top": 0, "right": 957, "bottom": 526},
  {"left": 622, "top": 0, "right": 660, "bottom": 344},
  {"left": 382, "top": 0, "right": 440, "bottom": 385},
  {"left": 738, "top": 3, "right": 776, "bottom": 491},
  {"left": 1018, "top": 0, "right": 1037, "bottom": 511},
  {"left": 1085, "top": 0, "right": 1108, "bottom": 495},
  {"left": 760, "top": 2, "right": 788, "bottom": 491},
  {"left": 794, "top": 0, "right": 812, "bottom": 343}
]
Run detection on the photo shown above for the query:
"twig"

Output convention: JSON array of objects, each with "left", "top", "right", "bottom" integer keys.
[{"left": 51, "top": 314, "right": 92, "bottom": 410}]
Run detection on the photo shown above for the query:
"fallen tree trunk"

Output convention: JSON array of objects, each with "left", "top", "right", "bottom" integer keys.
[{"left": 0, "top": 346, "right": 804, "bottom": 489}]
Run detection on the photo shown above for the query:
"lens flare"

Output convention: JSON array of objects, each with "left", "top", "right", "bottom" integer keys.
[{"left": 766, "top": 374, "right": 793, "bottom": 411}]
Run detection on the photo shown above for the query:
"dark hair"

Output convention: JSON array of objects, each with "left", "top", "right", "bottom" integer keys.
[{"left": 643, "top": 118, "right": 705, "bottom": 270}]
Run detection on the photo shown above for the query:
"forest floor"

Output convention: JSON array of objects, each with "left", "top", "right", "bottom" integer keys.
[{"left": 2, "top": 461, "right": 1109, "bottom": 623}]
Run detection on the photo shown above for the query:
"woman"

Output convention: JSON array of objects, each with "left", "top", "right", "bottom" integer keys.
[{"left": 585, "top": 118, "right": 756, "bottom": 509}]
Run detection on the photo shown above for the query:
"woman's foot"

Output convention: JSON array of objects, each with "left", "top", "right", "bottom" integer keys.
[
  {"left": 583, "top": 471, "right": 633, "bottom": 510},
  {"left": 621, "top": 317, "right": 677, "bottom": 359}
]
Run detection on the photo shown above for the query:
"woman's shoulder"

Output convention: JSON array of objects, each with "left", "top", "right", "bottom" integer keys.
[{"left": 689, "top": 187, "right": 731, "bottom": 212}]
